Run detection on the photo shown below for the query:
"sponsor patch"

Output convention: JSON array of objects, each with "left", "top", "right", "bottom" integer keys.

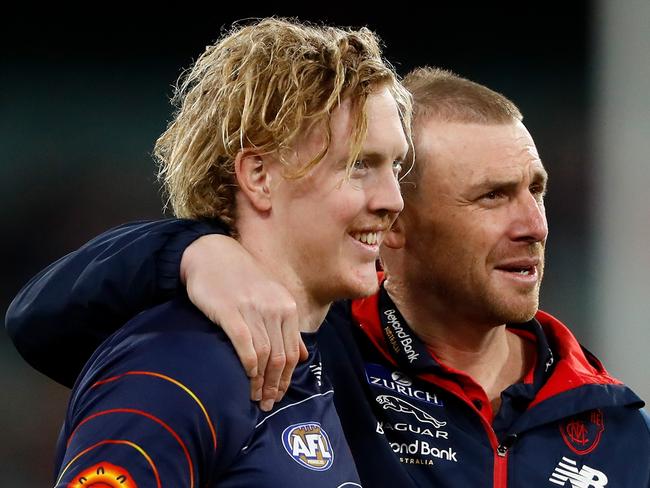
[
  {"left": 376, "top": 420, "right": 448, "bottom": 440},
  {"left": 365, "top": 363, "right": 443, "bottom": 406},
  {"left": 282, "top": 422, "right": 334, "bottom": 471},
  {"left": 560, "top": 409, "right": 604, "bottom": 455},
  {"left": 66, "top": 462, "right": 138, "bottom": 488},
  {"left": 383, "top": 308, "right": 421, "bottom": 363},
  {"left": 549, "top": 457, "right": 608, "bottom": 487},
  {"left": 390, "top": 439, "right": 458, "bottom": 463},
  {"left": 376, "top": 395, "right": 446, "bottom": 429}
]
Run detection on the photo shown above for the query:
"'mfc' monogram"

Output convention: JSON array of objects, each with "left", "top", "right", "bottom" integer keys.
[
  {"left": 565, "top": 420, "right": 590, "bottom": 446},
  {"left": 549, "top": 457, "right": 608, "bottom": 488}
]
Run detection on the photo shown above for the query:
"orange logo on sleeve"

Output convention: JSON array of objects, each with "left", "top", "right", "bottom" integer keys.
[{"left": 66, "top": 462, "right": 138, "bottom": 487}]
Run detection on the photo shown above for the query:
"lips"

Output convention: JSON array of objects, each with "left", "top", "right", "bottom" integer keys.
[{"left": 494, "top": 258, "right": 540, "bottom": 276}]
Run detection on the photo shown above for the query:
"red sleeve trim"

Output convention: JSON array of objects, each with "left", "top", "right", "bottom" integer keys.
[
  {"left": 67, "top": 408, "right": 194, "bottom": 488},
  {"left": 92, "top": 370, "right": 217, "bottom": 450}
]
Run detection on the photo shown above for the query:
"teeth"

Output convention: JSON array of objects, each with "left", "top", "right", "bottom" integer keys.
[
  {"left": 352, "top": 232, "right": 380, "bottom": 245},
  {"left": 517, "top": 269, "right": 531, "bottom": 275}
]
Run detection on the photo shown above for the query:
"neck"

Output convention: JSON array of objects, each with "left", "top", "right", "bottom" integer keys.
[
  {"left": 384, "top": 277, "right": 533, "bottom": 407},
  {"left": 238, "top": 230, "right": 329, "bottom": 334},
  {"left": 277, "top": 275, "right": 330, "bottom": 334}
]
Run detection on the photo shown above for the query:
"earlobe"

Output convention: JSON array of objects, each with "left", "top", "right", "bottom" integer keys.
[
  {"left": 235, "top": 150, "right": 272, "bottom": 212},
  {"left": 383, "top": 217, "right": 406, "bottom": 249}
]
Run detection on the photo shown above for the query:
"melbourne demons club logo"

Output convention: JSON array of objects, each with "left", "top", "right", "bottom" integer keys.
[
  {"left": 67, "top": 462, "right": 137, "bottom": 487},
  {"left": 559, "top": 409, "right": 605, "bottom": 455}
]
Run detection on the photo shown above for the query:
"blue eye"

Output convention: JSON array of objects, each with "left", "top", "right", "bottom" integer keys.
[
  {"left": 352, "top": 160, "right": 368, "bottom": 171},
  {"left": 392, "top": 161, "right": 403, "bottom": 175}
]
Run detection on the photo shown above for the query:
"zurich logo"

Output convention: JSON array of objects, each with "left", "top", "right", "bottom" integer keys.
[{"left": 282, "top": 422, "right": 334, "bottom": 471}]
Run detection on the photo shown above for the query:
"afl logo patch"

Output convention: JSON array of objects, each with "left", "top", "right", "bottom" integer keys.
[
  {"left": 281, "top": 422, "right": 334, "bottom": 471},
  {"left": 560, "top": 409, "right": 605, "bottom": 455}
]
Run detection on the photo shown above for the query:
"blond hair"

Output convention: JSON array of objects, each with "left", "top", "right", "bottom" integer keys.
[
  {"left": 155, "top": 17, "right": 411, "bottom": 229},
  {"left": 401, "top": 67, "right": 522, "bottom": 189}
]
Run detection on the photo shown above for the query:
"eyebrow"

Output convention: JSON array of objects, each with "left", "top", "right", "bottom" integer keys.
[
  {"left": 533, "top": 167, "right": 549, "bottom": 185},
  {"left": 471, "top": 166, "right": 549, "bottom": 192},
  {"left": 361, "top": 146, "right": 409, "bottom": 162}
]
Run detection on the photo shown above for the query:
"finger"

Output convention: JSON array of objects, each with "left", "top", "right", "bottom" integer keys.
[
  {"left": 259, "top": 313, "right": 286, "bottom": 411},
  {"left": 276, "top": 310, "right": 302, "bottom": 402},
  {"left": 218, "top": 312, "right": 266, "bottom": 403},
  {"left": 249, "top": 374, "right": 264, "bottom": 403},
  {"left": 243, "top": 311, "right": 272, "bottom": 405},
  {"left": 217, "top": 312, "right": 258, "bottom": 379},
  {"left": 299, "top": 339, "right": 309, "bottom": 361}
]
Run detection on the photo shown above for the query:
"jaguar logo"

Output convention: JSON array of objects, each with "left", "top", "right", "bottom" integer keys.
[{"left": 376, "top": 395, "right": 446, "bottom": 428}]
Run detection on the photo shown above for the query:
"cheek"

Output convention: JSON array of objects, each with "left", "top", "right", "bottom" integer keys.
[{"left": 329, "top": 190, "right": 366, "bottom": 222}]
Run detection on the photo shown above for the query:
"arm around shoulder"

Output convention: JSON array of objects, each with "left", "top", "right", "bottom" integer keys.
[{"left": 5, "top": 218, "right": 227, "bottom": 387}]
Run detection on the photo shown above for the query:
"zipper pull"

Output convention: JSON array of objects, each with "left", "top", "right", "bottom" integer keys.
[{"left": 496, "top": 434, "right": 518, "bottom": 457}]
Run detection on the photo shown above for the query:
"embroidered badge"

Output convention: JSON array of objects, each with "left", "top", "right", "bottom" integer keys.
[
  {"left": 559, "top": 409, "right": 604, "bottom": 455},
  {"left": 281, "top": 422, "right": 334, "bottom": 471}
]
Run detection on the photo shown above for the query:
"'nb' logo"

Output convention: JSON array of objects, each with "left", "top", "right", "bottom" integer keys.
[{"left": 549, "top": 457, "right": 608, "bottom": 487}]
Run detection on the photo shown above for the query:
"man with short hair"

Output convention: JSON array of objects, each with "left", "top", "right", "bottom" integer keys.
[{"left": 7, "top": 68, "right": 650, "bottom": 486}]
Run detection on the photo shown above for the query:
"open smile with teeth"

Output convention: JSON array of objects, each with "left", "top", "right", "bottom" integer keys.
[
  {"left": 513, "top": 267, "right": 534, "bottom": 275},
  {"left": 496, "top": 265, "right": 537, "bottom": 277},
  {"left": 351, "top": 231, "right": 381, "bottom": 246}
]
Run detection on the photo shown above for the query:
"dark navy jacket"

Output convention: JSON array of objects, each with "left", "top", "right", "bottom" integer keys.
[
  {"left": 6, "top": 219, "right": 650, "bottom": 487},
  {"left": 53, "top": 296, "right": 360, "bottom": 487}
]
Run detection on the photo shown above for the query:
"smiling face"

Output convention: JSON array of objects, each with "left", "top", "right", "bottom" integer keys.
[
  {"left": 401, "top": 118, "right": 548, "bottom": 326},
  {"left": 269, "top": 86, "right": 409, "bottom": 305}
]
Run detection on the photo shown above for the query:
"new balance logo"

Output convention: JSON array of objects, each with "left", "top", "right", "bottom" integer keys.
[{"left": 549, "top": 457, "right": 608, "bottom": 487}]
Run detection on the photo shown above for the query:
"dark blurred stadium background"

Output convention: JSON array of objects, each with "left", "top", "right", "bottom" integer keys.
[{"left": 3, "top": 3, "right": 648, "bottom": 485}]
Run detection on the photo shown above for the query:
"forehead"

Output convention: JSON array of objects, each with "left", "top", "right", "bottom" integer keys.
[
  {"left": 326, "top": 87, "right": 408, "bottom": 160},
  {"left": 416, "top": 119, "right": 546, "bottom": 184},
  {"left": 361, "top": 87, "right": 409, "bottom": 154}
]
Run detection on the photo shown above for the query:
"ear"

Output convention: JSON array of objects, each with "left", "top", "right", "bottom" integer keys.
[
  {"left": 383, "top": 216, "right": 406, "bottom": 249},
  {"left": 234, "top": 149, "right": 273, "bottom": 212}
]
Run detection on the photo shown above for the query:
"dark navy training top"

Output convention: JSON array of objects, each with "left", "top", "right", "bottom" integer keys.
[{"left": 53, "top": 296, "right": 361, "bottom": 488}]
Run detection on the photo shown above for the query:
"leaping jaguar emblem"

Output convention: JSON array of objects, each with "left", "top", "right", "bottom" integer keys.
[{"left": 376, "top": 395, "right": 447, "bottom": 428}]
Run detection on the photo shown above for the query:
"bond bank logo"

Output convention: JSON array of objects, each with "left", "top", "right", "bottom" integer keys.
[
  {"left": 560, "top": 409, "right": 604, "bottom": 455},
  {"left": 390, "top": 440, "right": 458, "bottom": 463},
  {"left": 282, "top": 422, "right": 334, "bottom": 471}
]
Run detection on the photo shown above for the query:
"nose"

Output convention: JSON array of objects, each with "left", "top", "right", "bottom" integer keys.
[
  {"left": 370, "top": 166, "right": 404, "bottom": 216},
  {"left": 511, "top": 192, "right": 548, "bottom": 243}
]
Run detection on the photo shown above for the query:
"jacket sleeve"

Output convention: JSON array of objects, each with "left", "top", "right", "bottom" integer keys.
[
  {"left": 54, "top": 300, "right": 255, "bottom": 487},
  {"left": 4, "top": 218, "right": 228, "bottom": 387}
]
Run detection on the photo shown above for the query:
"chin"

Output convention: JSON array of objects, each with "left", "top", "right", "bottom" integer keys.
[
  {"left": 341, "top": 269, "right": 381, "bottom": 299},
  {"left": 494, "top": 300, "right": 539, "bottom": 324}
]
